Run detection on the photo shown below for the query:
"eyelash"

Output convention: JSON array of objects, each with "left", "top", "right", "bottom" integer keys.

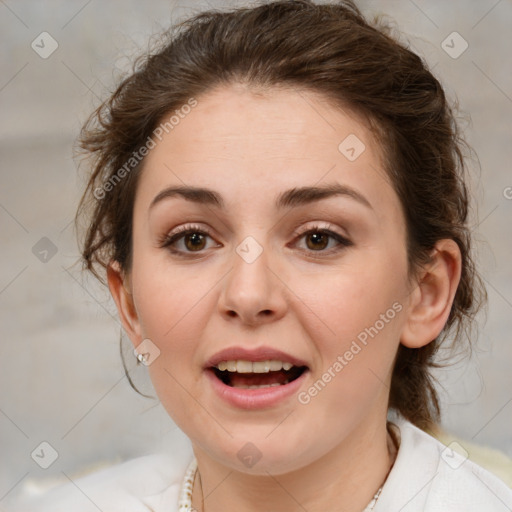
[{"left": 158, "top": 223, "right": 353, "bottom": 258}]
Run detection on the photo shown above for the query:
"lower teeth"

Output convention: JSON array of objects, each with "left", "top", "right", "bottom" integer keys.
[{"left": 234, "top": 381, "right": 289, "bottom": 389}]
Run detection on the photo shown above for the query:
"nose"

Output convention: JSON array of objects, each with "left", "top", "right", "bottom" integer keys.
[{"left": 218, "top": 241, "right": 288, "bottom": 327}]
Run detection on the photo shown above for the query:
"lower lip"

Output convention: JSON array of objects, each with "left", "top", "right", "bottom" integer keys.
[{"left": 205, "top": 369, "right": 308, "bottom": 410}]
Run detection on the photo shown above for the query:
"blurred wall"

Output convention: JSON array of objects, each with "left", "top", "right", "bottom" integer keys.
[{"left": 1, "top": 0, "right": 511, "bottom": 506}]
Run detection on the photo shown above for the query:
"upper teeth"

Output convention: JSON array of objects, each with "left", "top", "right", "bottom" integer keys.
[{"left": 215, "top": 360, "right": 294, "bottom": 373}]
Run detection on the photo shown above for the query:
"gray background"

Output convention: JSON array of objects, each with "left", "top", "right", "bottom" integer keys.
[{"left": 1, "top": 0, "right": 511, "bottom": 506}]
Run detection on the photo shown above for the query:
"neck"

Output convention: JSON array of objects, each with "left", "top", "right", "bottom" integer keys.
[{"left": 191, "top": 414, "right": 397, "bottom": 512}]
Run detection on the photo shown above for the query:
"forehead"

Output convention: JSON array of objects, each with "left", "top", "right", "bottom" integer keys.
[
  {"left": 135, "top": 84, "right": 396, "bottom": 217},
  {"left": 155, "top": 84, "right": 382, "bottom": 158}
]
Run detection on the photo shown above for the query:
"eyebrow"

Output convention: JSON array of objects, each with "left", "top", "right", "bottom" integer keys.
[{"left": 149, "top": 182, "right": 373, "bottom": 211}]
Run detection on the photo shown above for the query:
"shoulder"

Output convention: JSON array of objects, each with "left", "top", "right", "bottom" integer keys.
[
  {"left": 432, "top": 423, "right": 512, "bottom": 488},
  {"left": 375, "top": 417, "right": 512, "bottom": 512},
  {"left": 10, "top": 452, "right": 191, "bottom": 512}
]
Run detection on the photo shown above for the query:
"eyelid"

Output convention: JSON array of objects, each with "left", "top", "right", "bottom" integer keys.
[
  {"left": 164, "top": 223, "right": 211, "bottom": 239},
  {"left": 292, "top": 221, "right": 345, "bottom": 239}
]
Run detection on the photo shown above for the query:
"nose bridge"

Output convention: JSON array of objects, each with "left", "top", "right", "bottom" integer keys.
[{"left": 219, "top": 234, "right": 286, "bottom": 324}]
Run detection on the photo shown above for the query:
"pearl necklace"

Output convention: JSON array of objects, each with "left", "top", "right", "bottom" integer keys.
[
  {"left": 178, "top": 458, "right": 383, "bottom": 512},
  {"left": 178, "top": 458, "right": 198, "bottom": 512}
]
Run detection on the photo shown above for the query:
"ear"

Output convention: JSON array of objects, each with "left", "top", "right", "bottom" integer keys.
[
  {"left": 107, "top": 260, "right": 142, "bottom": 347},
  {"left": 400, "top": 239, "right": 462, "bottom": 349}
]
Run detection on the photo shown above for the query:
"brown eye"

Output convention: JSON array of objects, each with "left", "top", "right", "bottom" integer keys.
[
  {"left": 184, "top": 232, "right": 207, "bottom": 251},
  {"left": 294, "top": 227, "right": 353, "bottom": 255},
  {"left": 305, "top": 232, "right": 329, "bottom": 250},
  {"left": 159, "top": 226, "right": 219, "bottom": 256}
]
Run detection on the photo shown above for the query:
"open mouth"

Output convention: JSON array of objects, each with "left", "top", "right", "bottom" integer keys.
[{"left": 209, "top": 360, "right": 308, "bottom": 389}]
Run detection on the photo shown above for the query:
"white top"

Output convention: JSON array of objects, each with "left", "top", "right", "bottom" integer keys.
[{"left": 11, "top": 417, "right": 512, "bottom": 511}]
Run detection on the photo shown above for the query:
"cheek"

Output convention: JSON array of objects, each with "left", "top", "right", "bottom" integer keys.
[
  {"left": 129, "top": 253, "right": 220, "bottom": 361},
  {"left": 130, "top": 247, "right": 213, "bottom": 339},
  {"left": 310, "top": 262, "right": 404, "bottom": 331},
  {"left": 299, "top": 253, "right": 407, "bottom": 379},
  {"left": 130, "top": 264, "right": 213, "bottom": 422}
]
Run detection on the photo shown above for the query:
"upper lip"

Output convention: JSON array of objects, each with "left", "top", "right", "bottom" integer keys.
[{"left": 204, "top": 346, "right": 309, "bottom": 369}]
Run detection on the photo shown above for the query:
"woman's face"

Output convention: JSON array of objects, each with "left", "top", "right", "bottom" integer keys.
[{"left": 119, "top": 84, "right": 414, "bottom": 474}]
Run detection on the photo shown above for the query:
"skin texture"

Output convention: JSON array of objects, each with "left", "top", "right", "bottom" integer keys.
[{"left": 108, "top": 83, "right": 462, "bottom": 512}]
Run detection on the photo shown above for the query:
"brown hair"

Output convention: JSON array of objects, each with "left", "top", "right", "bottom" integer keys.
[{"left": 75, "top": 0, "right": 486, "bottom": 430}]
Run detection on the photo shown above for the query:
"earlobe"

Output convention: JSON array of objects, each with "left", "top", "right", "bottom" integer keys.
[
  {"left": 400, "top": 239, "right": 462, "bottom": 349},
  {"left": 107, "top": 261, "right": 142, "bottom": 346}
]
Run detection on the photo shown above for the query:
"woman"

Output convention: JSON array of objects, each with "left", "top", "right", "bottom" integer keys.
[{"left": 17, "top": 0, "right": 512, "bottom": 510}]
